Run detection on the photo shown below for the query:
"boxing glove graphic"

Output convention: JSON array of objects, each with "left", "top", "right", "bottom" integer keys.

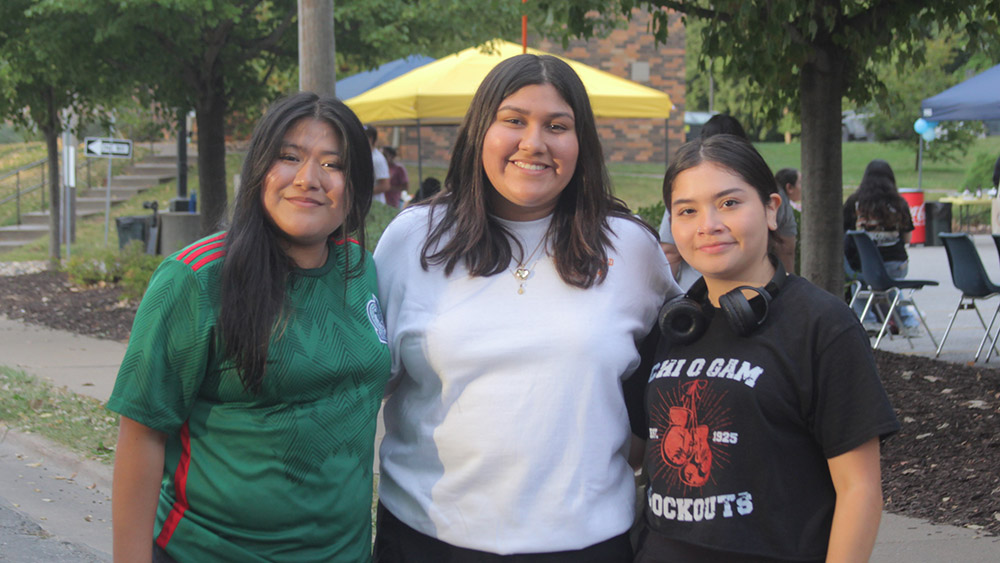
[
  {"left": 681, "top": 424, "right": 713, "bottom": 487},
  {"left": 661, "top": 406, "right": 695, "bottom": 467}
]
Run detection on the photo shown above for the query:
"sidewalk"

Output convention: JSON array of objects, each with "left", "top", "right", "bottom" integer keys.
[{"left": 3, "top": 237, "right": 1000, "bottom": 560}]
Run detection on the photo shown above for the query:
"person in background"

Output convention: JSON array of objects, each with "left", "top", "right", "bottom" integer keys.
[
  {"left": 109, "top": 93, "right": 390, "bottom": 562},
  {"left": 408, "top": 176, "right": 442, "bottom": 206},
  {"left": 382, "top": 146, "right": 410, "bottom": 208},
  {"left": 843, "top": 159, "right": 918, "bottom": 335},
  {"left": 659, "top": 114, "right": 798, "bottom": 284},
  {"left": 629, "top": 134, "right": 897, "bottom": 562},
  {"left": 373, "top": 53, "right": 679, "bottom": 561},
  {"left": 366, "top": 124, "right": 391, "bottom": 205},
  {"left": 776, "top": 168, "right": 801, "bottom": 212}
]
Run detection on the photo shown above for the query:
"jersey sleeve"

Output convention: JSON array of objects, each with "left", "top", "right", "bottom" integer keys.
[
  {"left": 106, "top": 258, "right": 214, "bottom": 434},
  {"left": 810, "top": 320, "right": 900, "bottom": 458}
]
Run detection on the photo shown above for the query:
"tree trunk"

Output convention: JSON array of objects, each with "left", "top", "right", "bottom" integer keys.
[
  {"left": 43, "top": 88, "right": 61, "bottom": 264},
  {"left": 195, "top": 86, "right": 228, "bottom": 237},
  {"left": 298, "top": 0, "right": 336, "bottom": 96},
  {"left": 799, "top": 43, "right": 846, "bottom": 296}
]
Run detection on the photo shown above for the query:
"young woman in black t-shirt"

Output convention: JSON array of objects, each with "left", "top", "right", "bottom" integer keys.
[{"left": 628, "top": 135, "right": 898, "bottom": 562}]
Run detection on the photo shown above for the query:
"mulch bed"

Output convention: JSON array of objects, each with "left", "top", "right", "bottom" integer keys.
[{"left": 1, "top": 269, "right": 998, "bottom": 535}]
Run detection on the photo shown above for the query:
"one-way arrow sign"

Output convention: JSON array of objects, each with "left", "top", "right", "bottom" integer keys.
[{"left": 84, "top": 137, "right": 133, "bottom": 159}]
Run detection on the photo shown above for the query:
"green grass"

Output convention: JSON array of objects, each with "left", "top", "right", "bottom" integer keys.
[
  {"left": 0, "top": 366, "right": 119, "bottom": 464},
  {"left": 604, "top": 137, "right": 1000, "bottom": 210}
]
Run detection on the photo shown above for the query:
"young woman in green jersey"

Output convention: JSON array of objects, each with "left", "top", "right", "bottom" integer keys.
[{"left": 108, "top": 93, "right": 391, "bottom": 562}]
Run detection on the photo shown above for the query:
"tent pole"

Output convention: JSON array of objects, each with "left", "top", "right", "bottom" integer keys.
[
  {"left": 417, "top": 119, "right": 424, "bottom": 186},
  {"left": 664, "top": 118, "right": 670, "bottom": 169},
  {"left": 917, "top": 137, "right": 923, "bottom": 191}
]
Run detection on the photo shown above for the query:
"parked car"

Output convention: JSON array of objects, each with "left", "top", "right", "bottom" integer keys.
[{"left": 842, "top": 110, "right": 875, "bottom": 142}]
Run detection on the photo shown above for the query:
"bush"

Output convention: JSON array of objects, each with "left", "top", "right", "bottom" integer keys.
[
  {"left": 63, "top": 241, "right": 162, "bottom": 301},
  {"left": 961, "top": 152, "right": 998, "bottom": 193},
  {"left": 635, "top": 200, "right": 666, "bottom": 229}
]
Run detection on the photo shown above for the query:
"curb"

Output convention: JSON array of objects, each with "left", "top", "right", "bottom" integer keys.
[{"left": 0, "top": 423, "right": 113, "bottom": 491}]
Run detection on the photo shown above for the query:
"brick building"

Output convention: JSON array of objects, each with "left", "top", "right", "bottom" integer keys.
[{"left": 379, "top": 8, "right": 684, "bottom": 170}]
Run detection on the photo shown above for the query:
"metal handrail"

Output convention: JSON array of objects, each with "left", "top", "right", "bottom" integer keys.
[
  {"left": 0, "top": 158, "right": 47, "bottom": 225},
  {"left": 0, "top": 158, "right": 47, "bottom": 183},
  {"left": 1, "top": 146, "right": 137, "bottom": 226}
]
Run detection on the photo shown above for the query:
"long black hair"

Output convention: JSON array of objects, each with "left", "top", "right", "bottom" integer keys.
[
  {"left": 419, "top": 53, "right": 645, "bottom": 289},
  {"left": 854, "top": 159, "right": 908, "bottom": 230},
  {"left": 218, "top": 92, "right": 373, "bottom": 394}
]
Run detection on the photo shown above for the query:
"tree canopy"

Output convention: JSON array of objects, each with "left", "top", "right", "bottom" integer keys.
[
  {"left": 537, "top": 0, "right": 999, "bottom": 294},
  {"left": 0, "top": 0, "right": 122, "bottom": 260}
]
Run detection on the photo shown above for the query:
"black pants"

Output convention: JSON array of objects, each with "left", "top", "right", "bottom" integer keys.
[{"left": 373, "top": 502, "right": 632, "bottom": 563}]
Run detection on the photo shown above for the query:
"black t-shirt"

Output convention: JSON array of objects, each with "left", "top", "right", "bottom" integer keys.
[{"left": 627, "top": 275, "right": 899, "bottom": 561}]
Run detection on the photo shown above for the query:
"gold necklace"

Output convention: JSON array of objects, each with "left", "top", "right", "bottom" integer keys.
[{"left": 511, "top": 235, "right": 548, "bottom": 294}]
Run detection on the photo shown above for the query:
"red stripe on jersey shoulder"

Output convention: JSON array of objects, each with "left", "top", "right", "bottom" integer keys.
[
  {"left": 332, "top": 237, "right": 360, "bottom": 246},
  {"left": 176, "top": 233, "right": 226, "bottom": 271},
  {"left": 156, "top": 421, "right": 192, "bottom": 549}
]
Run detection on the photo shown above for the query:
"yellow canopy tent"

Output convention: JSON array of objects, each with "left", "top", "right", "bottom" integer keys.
[
  {"left": 345, "top": 39, "right": 673, "bottom": 124},
  {"left": 344, "top": 39, "right": 673, "bottom": 181}
]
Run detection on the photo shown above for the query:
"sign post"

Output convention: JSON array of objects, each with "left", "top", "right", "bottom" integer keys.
[{"left": 84, "top": 137, "right": 132, "bottom": 245}]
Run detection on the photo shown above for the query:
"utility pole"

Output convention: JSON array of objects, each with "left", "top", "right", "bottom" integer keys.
[{"left": 298, "top": 0, "right": 336, "bottom": 97}]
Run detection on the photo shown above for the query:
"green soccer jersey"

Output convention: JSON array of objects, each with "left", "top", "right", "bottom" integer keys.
[{"left": 107, "top": 233, "right": 391, "bottom": 562}]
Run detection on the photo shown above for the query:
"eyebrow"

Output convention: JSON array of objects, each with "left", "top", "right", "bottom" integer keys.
[
  {"left": 281, "top": 142, "right": 341, "bottom": 157},
  {"left": 672, "top": 187, "right": 749, "bottom": 207},
  {"left": 496, "top": 104, "right": 574, "bottom": 121}
]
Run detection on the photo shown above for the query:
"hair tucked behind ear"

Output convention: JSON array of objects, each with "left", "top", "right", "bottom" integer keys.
[
  {"left": 217, "top": 92, "right": 373, "bottom": 394},
  {"left": 417, "top": 53, "right": 649, "bottom": 289}
]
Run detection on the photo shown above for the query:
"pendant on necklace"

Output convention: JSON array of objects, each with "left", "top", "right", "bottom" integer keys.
[
  {"left": 514, "top": 267, "right": 530, "bottom": 281},
  {"left": 517, "top": 284, "right": 525, "bottom": 295}
]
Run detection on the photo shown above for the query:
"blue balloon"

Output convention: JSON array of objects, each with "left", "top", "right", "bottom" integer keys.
[
  {"left": 921, "top": 128, "right": 936, "bottom": 142},
  {"left": 913, "top": 118, "right": 929, "bottom": 134}
]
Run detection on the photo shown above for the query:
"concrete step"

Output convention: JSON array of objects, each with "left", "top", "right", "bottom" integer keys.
[
  {"left": 112, "top": 173, "right": 173, "bottom": 185},
  {"left": 0, "top": 224, "right": 49, "bottom": 243},
  {"left": 143, "top": 153, "right": 198, "bottom": 165},
  {"left": 79, "top": 187, "right": 145, "bottom": 200},
  {"left": 75, "top": 197, "right": 128, "bottom": 212},
  {"left": 0, "top": 239, "right": 33, "bottom": 252},
  {"left": 124, "top": 163, "right": 177, "bottom": 177},
  {"left": 16, "top": 212, "right": 51, "bottom": 226}
]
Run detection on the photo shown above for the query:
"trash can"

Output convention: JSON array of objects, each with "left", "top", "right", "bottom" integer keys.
[
  {"left": 899, "top": 188, "right": 926, "bottom": 245},
  {"left": 924, "top": 201, "right": 952, "bottom": 246},
  {"left": 115, "top": 216, "right": 153, "bottom": 250}
]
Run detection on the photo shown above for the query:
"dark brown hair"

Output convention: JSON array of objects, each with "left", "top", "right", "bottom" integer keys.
[{"left": 218, "top": 92, "right": 373, "bottom": 394}]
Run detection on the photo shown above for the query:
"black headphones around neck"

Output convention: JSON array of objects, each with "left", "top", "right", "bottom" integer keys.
[{"left": 658, "top": 258, "right": 788, "bottom": 345}]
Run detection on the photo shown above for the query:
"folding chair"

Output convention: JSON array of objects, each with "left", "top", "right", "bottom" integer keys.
[
  {"left": 937, "top": 233, "right": 1000, "bottom": 362},
  {"left": 846, "top": 231, "right": 939, "bottom": 349}
]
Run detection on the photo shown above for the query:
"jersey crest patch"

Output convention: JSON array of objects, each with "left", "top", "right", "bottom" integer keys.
[{"left": 367, "top": 293, "right": 388, "bottom": 344}]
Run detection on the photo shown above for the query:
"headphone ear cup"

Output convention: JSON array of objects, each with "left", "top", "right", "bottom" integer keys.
[
  {"left": 718, "top": 290, "right": 757, "bottom": 337},
  {"left": 658, "top": 294, "right": 710, "bottom": 346}
]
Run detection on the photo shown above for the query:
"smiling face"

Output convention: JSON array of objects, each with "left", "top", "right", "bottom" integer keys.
[
  {"left": 482, "top": 83, "right": 579, "bottom": 221},
  {"left": 670, "top": 162, "right": 780, "bottom": 299},
  {"left": 261, "top": 118, "right": 347, "bottom": 267}
]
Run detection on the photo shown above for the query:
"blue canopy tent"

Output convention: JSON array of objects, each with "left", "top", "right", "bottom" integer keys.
[
  {"left": 336, "top": 55, "right": 435, "bottom": 100},
  {"left": 915, "top": 64, "right": 1000, "bottom": 192},
  {"left": 921, "top": 63, "right": 1000, "bottom": 121}
]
